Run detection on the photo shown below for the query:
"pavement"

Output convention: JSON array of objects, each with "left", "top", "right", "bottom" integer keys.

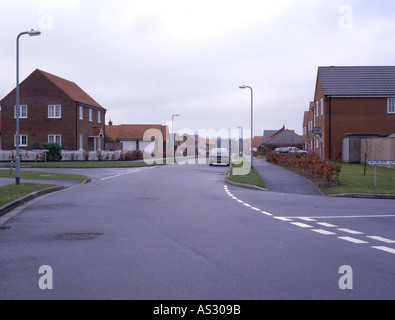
[{"left": 253, "top": 157, "right": 323, "bottom": 196}]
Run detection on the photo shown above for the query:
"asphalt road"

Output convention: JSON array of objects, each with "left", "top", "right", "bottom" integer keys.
[{"left": 0, "top": 162, "right": 394, "bottom": 300}]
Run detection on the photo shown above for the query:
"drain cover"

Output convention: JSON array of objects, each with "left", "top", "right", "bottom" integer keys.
[{"left": 58, "top": 233, "right": 102, "bottom": 241}]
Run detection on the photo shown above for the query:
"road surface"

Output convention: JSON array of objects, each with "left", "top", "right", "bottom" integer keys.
[{"left": 0, "top": 162, "right": 394, "bottom": 300}]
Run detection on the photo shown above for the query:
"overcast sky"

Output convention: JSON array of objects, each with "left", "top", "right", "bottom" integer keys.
[{"left": 1, "top": 0, "right": 395, "bottom": 137}]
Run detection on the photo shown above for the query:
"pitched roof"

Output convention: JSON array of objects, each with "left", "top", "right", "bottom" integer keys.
[
  {"left": 318, "top": 66, "right": 395, "bottom": 97},
  {"left": 106, "top": 124, "right": 168, "bottom": 141},
  {"left": 37, "top": 70, "right": 105, "bottom": 110}
]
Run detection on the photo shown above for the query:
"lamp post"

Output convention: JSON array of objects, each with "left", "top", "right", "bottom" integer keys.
[
  {"left": 237, "top": 126, "right": 243, "bottom": 157},
  {"left": 239, "top": 85, "right": 254, "bottom": 169},
  {"left": 15, "top": 29, "right": 41, "bottom": 185},
  {"left": 172, "top": 114, "right": 180, "bottom": 161}
]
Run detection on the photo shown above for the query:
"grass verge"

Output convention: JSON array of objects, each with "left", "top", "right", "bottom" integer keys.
[
  {"left": 228, "top": 162, "right": 267, "bottom": 189},
  {"left": 20, "top": 161, "right": 153, "bottom": 168},
  {"left": 0, "top": 184, "right": 56, "bottom": 208},
  {"left": 0, "top": 169, "right": 87, "bottom": 181},
  {"left": 323, "top": 163, "right": 395, "bottom": 195}
]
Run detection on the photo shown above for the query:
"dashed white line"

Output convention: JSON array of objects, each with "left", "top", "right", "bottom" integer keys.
[
  {"left": 316, "top": 222, "right": 338, "bottom": 228},
  {"left": 367, "top": 236, "right": 395, "bottom": 244},
  {"left": 291, "top": 222, "right": 313, "bottom": 228},
  {"left": 312, "top": 229, "right": 337, "bottom": 236},
  {"left": 338, "top": 228, "right": 364, "bottom": 235},
  {"left": 372, "top": 246, "right": 395, "bottom": 254},
  {"left": 223, "top": 185, "right": 395, "bottom": 256},
  {"left": 298, "top": 217, "right": 317, "bottom": 222},
  {"left": 274, "top": 217, "right": 293, "bottom": 222},
  {"left": 338, "top": 237, "right": 369, "bottom": 244}
]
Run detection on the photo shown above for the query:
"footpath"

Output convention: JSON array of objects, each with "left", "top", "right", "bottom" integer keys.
[{"left": 253, "top": 157, "right": 323, "bottom": 196}]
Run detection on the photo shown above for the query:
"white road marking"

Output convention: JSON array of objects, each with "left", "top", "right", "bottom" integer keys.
[
  {"left": 316, "top": 222, "right": 338, "bottom": 228},
  {"left": 298, "top": 217, "right": 317, "bottom": 222},
  {"left": 338, "top": 237, "right": 369, "bottom": 244},
  {"left": 372, "top": 246, "right": 395, "bottom": 254},
  {"left": 274, "top": 217, "right": 293, "bottom": 222},
  {"left": 291, "top": 222, "right": 313, "bottom": 228},
  {"left": 262, "top": 211, "right": 273, "bottom": 216},
  {"left": 367, "top": 236, "right": 395, "bottom": 244},
  {"left": 223, "top": 186, "right": 395, "bottom": 255},
  {"left": 338, "top": 228, "right": 364, "bottom": 235},
  {"left": 312, "top": 229, "right": 337, "bottom": 235}
]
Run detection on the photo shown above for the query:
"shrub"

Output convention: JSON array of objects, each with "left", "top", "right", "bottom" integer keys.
[
  {"left": 43, "top": 143, "right": 63, "bottom": 162},
  {"left": 266, "top": 152, "right": 341, "bottom": 182}
]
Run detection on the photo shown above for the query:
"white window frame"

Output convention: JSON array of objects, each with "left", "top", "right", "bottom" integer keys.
[
  {"left": 316, "top": 102, "right": 319, "bottom": 117},
  {"left": 14, "top": 105, "right": 28, "bottom": 119},
  {"left": 89, "top": 109, "right": 93, "bottom": 122},
  {"left": 48, "top": 105, "right": 62, "bottom": 119},
  {"left": 79, "top": 135, "right": 84, "bottom": 150},
  {"left": 14, "top": 135, "right": 28, "bottom": 147},
  {"left": 98, "top": 110, "right": 101, "bottom": 123},
  {"left": 48, "top": 134, "right": 62, "bottom": 145},
  {"left": 79, "top": 106, "right": 84, "bottom": 120},
  {"left": 321, "top": 98, "right": 324, "bottom": 116},
  {"left": 388, "top": 98, "right": 395, "bottom": 114}
]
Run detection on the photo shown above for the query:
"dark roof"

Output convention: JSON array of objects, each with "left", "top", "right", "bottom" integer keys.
[{"left": 318, "top": 66, "right": 395, "bottom": 97}]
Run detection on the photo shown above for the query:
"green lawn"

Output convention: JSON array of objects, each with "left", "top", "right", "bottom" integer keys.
[
  {"left": 21, "top": 161, "right": 153, "bottom": 168},
  {"left": 0, "top": 184, "right": 56, "bottom": 208},
  {"left": 323, "top": 163, "right": 395, "bottom": 195},
  {"left": 228, "top": 162, "right": 267, "bottom": 189},
  {"left": 0, "top": 169, "right": 87, "bottom": 181}
]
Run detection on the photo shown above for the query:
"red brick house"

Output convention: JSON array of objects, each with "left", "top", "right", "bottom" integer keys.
[
  {"left": 304, "top": 66, "right": 395, "bottom": 161},
  {"left": 0, "top": 69, "right": 106, "bottom": 151}
]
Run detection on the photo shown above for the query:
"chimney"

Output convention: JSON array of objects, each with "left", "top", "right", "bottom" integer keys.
[{"left": 109, "top": 119, "right": 113, "bottom": 126}]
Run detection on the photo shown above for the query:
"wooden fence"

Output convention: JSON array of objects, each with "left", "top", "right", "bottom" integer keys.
[{"left": 361, "top": 138, "right": 395, "bottom": 169}]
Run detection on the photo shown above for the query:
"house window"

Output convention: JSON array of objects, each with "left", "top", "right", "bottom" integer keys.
[
  {"left": 79, "top": 106, "right": 84, "bottom": 120},
  {"left": 14, "top": 135, "right": 28, "bottom": 147},
  {"left": 79, "top": 135, "right": 84, "bottom": 150},
  {"left": 48, "top": 135, "right": 62, "bottom": 145},
  {"left": 14, "top": 105, "right": 28, "bottom": 119},
  {"left": 98, "top": 111, "right": 101, "bottom": 123},
  {"left": 48, "top": 105, "right": 61, "bottom": 118},
  {"left": 316, "top": 102, "right": 319, "bottom": 117},
  {"left": 89, "top": 109, "right": 93, "bottom": 122},
  {"left": 321, "top": 99, "right": 324, "bottom": 115},
  {"left": 388, "top": 98, "right": 395, "bottom": 114}
]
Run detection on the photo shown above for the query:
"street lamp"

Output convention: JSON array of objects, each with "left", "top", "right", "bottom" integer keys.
[
  {"left": 15, "top": 30, "right": 41, "bottom": 185},
  {"left": 172, "top": 114, "right": 180, "bottom": 161},
  {"left": 239, "top": 85, "right": 254, "bottom": 169},
  {"left": 237, "top": 126, "right": 243, "bottom": 157}
]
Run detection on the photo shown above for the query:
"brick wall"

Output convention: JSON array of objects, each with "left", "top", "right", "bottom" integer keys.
[{"left": 0, "top": 70, "right": 105, "bottom": 151}]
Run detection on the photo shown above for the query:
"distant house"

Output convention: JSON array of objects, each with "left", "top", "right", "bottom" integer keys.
[
  {"left": 105, "top": 122, "right": 169, "bottom": 155},
  {"left": 0, "top": 69, "right": 106, "bottom": 151},
  {"left": 261, "top": 126, "right": 303, "bottom": 153},
  {"left": 304, "top": 66, "right": 395, "bottom": 161}
]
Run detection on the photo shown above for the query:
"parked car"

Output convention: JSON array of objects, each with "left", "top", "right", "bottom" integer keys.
[
  {"left": 209, "top": 148, "right": 230, "bottom": 166},
  {"left": 274, "top": 147, "right": 290, "bottom": 154},
  {"left": 274, "top": 147, "right": 308, "bottom": 155},
  {"left": 288, "top": 147, "right": 308, "bottom": 155}
]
